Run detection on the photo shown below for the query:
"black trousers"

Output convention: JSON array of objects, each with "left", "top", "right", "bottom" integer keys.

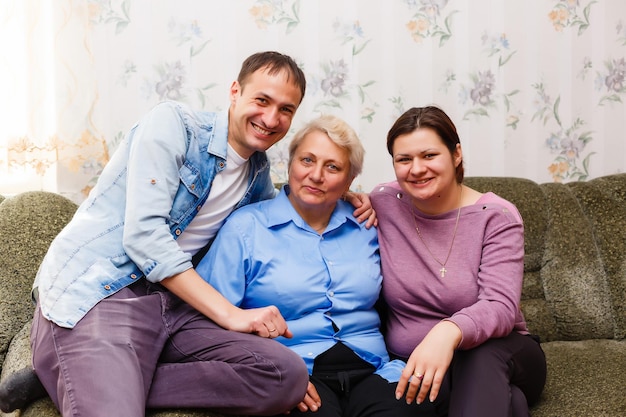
[
  {"left": 446, "top": 332, "right": 546, "bottom": 417},
  {"left": 282, "top": 342, "right": 437, "bottom": 417}
]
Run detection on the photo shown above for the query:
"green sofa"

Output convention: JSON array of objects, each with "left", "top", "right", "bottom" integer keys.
[{"left": 1, "top": 174, "right": 625, "bottom": 416}]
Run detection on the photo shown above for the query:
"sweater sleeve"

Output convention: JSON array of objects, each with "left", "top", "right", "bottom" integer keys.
[{"left": 448, "top": 203, "right": 525, "bottom": 350}]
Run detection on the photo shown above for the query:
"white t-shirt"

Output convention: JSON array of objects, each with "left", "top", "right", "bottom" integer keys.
[{"left": 176, "top": 144, "right": 250, "bottom": 255}]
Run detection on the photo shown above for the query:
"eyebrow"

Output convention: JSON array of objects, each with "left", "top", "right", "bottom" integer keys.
[
  {"left": 393, "top": 149, "right": 439, "bottom": 159},
  {"left": 300, "top": 151, "right": 346, "bottom": 165},
  {"left": 258, "top": 92, "right": 298, "bottom": 112}
]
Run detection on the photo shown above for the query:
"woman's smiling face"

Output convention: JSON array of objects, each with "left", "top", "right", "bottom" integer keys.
[
  {"left": 287, "top": 130, "right": 353, "bottom": 217},
  {"left": 392, "top": 127, "right": 462, "bottom": 208}
]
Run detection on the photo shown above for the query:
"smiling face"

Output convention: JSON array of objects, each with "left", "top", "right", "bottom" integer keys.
[
  {"left": 288, "top": 130, "right": 353, "bottom": 224},
  {"left": 227, "top": 67, "right": 303, "bottom": 159},
  {"left": 392, "top": 127, "right": 462, "bottom": 213}
]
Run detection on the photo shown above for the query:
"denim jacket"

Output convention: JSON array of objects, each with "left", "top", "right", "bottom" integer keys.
[{"left": 34, "top": 101, "right": 276, "bottom": 328}]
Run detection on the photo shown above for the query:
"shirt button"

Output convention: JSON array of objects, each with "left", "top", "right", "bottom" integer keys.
[
  {"left": 150, "top": 179, "right": 157, "bottom": 185},
  {"left": 190, "top": 184, "right": 195, "bottom": 190},
  {"left": 130, "top": 274, "right": 137, "bottom": 279},
  {"left": 104, "top": 285, "right": 111, "bottom": 291},
  {"left": 219, "top": 162, "right": 225, "bottom": 168},
  {"left": 328, "top": 291, "right": 335, "bottom": 297},
  {"left": 175, "top": 229, "right": 182, "bottom": 236}
]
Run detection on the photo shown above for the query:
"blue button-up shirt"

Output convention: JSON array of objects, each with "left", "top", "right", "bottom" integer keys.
[
  {"left": 196, "top": 186, "right": 405, "bottom": 382},
  {"left": 34, "top": 101, "right": 276, "bottom": 328}
]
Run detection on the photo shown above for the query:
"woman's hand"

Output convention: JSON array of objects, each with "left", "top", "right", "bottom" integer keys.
[
  {"left": 396, "top": 320, "right": 461, "bottom": 405},
  {"left": 343, "top": 192, "right": 377, "bottom": 228},
  {"left": 294, "top": 381, "right": 321, "bottom": 413}
]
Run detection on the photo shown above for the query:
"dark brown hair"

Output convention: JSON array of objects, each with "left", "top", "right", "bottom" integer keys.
[
  {"left": 237, "top": 51, "right": 306, "bottom": 104},
  {"left": 386, "top": 106, "right": 464, "bottom": 183}
]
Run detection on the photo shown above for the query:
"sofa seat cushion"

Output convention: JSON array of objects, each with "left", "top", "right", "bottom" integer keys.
[{"left": 531, "top": 339, "right": 626, "bottom": 416}]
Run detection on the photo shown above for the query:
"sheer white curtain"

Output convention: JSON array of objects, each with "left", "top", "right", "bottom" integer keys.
[
  {"left": 0, "top": 0, "right": 102, "bottom": 198},
  {"left": 0, "top": 0, "right": 58, "bottom": 194}
]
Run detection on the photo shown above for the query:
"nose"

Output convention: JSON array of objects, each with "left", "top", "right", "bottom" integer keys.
[
  {"left": 262, "top": 107, "right": 281, "bottom": 129},
  {"left": 409, "top": 158, "right": 424, "bottom": 175},
  {"left": 309, "top": 164, "right": 323, "bottom": 182}
]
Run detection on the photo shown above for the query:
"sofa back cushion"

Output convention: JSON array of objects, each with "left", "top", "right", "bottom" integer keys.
[
  {"left": 539, "top": 182, "right": 614, "bottom": 341},
  {"left": 566, "top": 175, "right": 626, "bottom": 340}
]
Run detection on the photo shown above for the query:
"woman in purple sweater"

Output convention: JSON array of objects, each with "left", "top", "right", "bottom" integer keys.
[{"left": 370, "top": 106, "right": 546, "bottom": 416}]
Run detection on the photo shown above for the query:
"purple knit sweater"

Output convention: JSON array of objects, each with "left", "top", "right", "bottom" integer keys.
[{"left": 371, "top": 181, "right": 529, "bottom": 359}]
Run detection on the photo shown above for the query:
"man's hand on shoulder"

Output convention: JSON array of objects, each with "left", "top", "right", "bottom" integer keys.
[{"left": 343, "top": 191, "right": 377, "bottom": 228}]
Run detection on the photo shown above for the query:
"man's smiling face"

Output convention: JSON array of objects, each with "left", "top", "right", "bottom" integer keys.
[{"left": 227, "top": 67, "right": 303, "bottom": 159}]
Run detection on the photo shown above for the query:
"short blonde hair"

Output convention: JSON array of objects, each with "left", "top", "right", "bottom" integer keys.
[{"left": 288, "top": 115, "right": 364, "bottom": 178}]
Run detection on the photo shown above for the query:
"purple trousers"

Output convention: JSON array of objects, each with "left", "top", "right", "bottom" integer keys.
[{"left": 30, "top": 280, "right": 309, "bottom": 417}]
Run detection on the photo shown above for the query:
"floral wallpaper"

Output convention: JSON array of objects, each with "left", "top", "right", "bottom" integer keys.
[{"left": 1, "top": 0, "right": 625, "bottom": 202}]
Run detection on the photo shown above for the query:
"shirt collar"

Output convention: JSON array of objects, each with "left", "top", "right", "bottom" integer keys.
[
  {"left": 267, "top": 185, "right": 362, "bottom": 233},
  {"left": 207, "top": 109, "right": 229, "bottom": 158}
]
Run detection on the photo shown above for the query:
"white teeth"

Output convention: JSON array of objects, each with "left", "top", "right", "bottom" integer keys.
[{"left": 253, "top": 124, "right": 271, "bottom": 135}]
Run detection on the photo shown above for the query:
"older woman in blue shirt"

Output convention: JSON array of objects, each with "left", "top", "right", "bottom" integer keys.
[{"left": 196, "top": 115, "right": 436, "bottom": 417}]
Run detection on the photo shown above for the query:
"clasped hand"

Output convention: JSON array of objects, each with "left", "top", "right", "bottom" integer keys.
[{"left": 226, "top": 304, "right": 293, "bottom": 339}]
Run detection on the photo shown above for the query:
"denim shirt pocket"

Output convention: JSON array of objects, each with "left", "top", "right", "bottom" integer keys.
[{"left": 169, "top": 161, "right": 204, "bottom": 228}]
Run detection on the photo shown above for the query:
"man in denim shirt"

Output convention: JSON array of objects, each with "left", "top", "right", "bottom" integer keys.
[{"left": 0, "top": 51, "right": 374, "bottom": 416}]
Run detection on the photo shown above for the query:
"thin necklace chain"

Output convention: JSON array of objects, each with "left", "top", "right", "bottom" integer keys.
[{"left": 410, "top": 187, "right": 463, "bottom": 278}]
